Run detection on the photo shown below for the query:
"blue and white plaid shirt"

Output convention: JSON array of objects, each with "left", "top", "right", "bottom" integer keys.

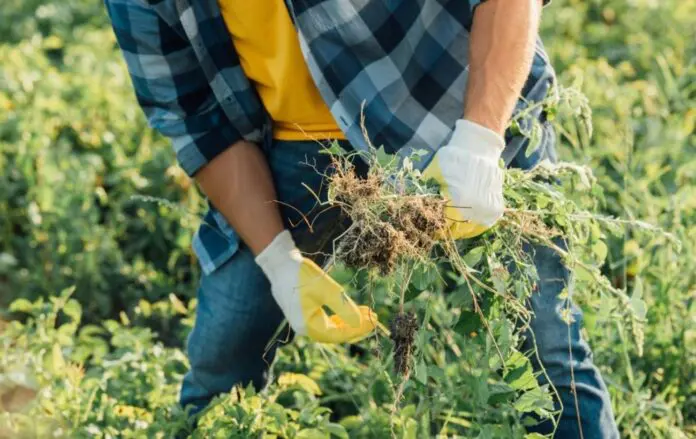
[{"left": 106, "top": 0, "right": 555, "bottom": 274}]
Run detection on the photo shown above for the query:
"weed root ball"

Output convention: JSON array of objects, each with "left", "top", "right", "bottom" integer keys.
[
  {"left": 338, "top": 221, "right": 403, "bottom": 275},
  {"left": 329, "top": 160, "right": 446, "bottom": 275},
  {"left": 390, "top": 312, "right": 419, "bottom": 376}
]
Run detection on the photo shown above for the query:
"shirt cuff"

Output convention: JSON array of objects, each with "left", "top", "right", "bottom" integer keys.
[{"left": 173, "top": 123, "right": 243, "bottom": 177}]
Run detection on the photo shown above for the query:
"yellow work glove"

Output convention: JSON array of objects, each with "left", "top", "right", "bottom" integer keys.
[
  {"left": 422, "top": 119, "right": 505, "bottom": 240},
  {"left": 255, "top": 230, "right": 378, "bottom": 343}
]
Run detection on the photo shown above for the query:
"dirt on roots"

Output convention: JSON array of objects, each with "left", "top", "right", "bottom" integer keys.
[
  {"left": 329, "top": 160, "right": 446, "bottom": 275},
  {"left": 390, "top": 312, "right": 419, "bottom": 376}
]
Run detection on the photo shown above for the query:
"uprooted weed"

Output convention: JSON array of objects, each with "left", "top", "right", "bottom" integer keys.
[
  {"left": 325, "top": 152, "right": 448, "bottom": 378},
  {"left": 322, "top": 146, "right": 670, "bottom": 384}
]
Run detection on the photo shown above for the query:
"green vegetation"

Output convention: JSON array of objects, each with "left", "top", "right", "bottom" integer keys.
[{"left": 1, "top": 1, "right": 694, "bottom": 437}]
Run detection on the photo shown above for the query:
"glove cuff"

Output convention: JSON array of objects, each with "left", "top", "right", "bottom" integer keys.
[
  {"left": 255, "top": 230, "right": 300, "bottom": 280},
  {"left": 448, "top": 119, "right": 505, "bottom": 161}
]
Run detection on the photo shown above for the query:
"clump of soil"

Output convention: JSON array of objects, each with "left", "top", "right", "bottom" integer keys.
[
  {"left": 390, "top": 312, "right": 419, "bottom": 376},
  {"left": 329, "top": 159, "right": 446, "bottom": 275}
]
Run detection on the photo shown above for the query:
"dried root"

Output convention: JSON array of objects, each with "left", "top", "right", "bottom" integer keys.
[{"left": 390, "top": 312, "right": 419, "bottom": 376}]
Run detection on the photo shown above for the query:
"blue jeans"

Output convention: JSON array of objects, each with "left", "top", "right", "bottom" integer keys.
[{"left": 179, "top": 139, "right": 619, "bottom": 438}]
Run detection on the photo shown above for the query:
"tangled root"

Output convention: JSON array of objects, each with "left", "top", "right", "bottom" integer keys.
[
  {"left": 339, "top": 221, "right": 404, "bottom": 275},
  {"left": 390, "top": 312, "right": 419, "bottom": 376},
  {"left": 502, "top": 210, "right": 562, "bottom": 238},
  {"left": 329, "top": 160, "right": 446, "bottom": 275},
  {"left": 331, "top": 167, "right": 382, "bottom": 206},
  {"left": 392, "top": 197, "right": 446, "bottom": 250}
]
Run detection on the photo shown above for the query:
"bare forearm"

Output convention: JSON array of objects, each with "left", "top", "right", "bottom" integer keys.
[
  {"left": 465, "top": 0, "right": 542, "bottom": 135},
  {"left": 195, "top": 141, "right": 284, "bottom": 256}
]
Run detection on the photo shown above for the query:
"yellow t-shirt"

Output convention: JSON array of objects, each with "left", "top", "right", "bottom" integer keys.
[{"left": 218, "top": 1, "right": 345, "bottom": 140}]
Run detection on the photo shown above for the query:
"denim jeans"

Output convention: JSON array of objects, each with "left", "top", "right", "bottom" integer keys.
[{"left": 179, "top": 139, "right": 619, "bottom": 438}]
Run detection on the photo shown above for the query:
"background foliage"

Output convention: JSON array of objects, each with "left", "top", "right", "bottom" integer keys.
[{"left": 0, "top": 0, "right": 694, "bottom": 437}]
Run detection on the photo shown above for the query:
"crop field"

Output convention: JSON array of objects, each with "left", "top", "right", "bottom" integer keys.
[{"left": 0, "top": 1, "right": 694, "bottom": 438}]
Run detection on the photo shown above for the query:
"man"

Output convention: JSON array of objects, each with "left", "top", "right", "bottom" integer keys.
[{"left": 105, "top": 0, "right": 619, "bottom": 437}]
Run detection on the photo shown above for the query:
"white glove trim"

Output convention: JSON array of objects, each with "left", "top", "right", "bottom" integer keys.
[
  {"left": 255, "top": 230, "right": 301, "bottom": 280},
  {"left": 448, "top": 119, "right": 505, "bottom": 162},
  {"left": 255, "top": 230, "right": 307, "bottom": 335}
]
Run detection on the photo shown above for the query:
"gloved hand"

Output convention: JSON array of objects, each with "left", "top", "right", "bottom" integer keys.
[
  {"left": 255, "top": 230, "right": 378, "bottom": 343},
  {"left": 422, "top": 119, "right": 505, "bottom": 240}
]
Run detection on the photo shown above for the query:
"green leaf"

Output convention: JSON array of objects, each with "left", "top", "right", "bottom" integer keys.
[
  {"left": 9, "top": 299, "right": 34, "bottom": 313},
  {"left": 277, "top": 373, "right": 322, "bottom": 396},
  {"left": 513, "top": 389, "right": 542, "bottom": 413},
  {"left": 169, "top": 293, "right": 188, "bottom": 315},
  {"left": 591, "top": 240, "right": 608, "bottom": 263},
  {"left": 409, "top": 149, "right": 430, "bottom": 163},
  {"left": 497, "top": 319, "right": 513, "bottom": 358},
  {"left": 51, "top": 343, "right": 66, "bottom": 373},
  {"left": 473, "top": 375, "right": 490, "bottom": 406},
  {"left": 505, "top": 363, "right": 538, "bottom": 391},
  {"left": 62, "top": 299, "right": 82, "bottom": 324},
  {"left": 405, "top": 264, "right": 437, "bottom": 302},
  {"left": 448, "top": 281, "right": 473, "bottom": 308},
  {"left": 326, "top": 423, "right": 349, "bottom": 439},
  {"left": 373, "top": 145, "right": 396, "bottom": 168},
  {"left": 477, "top": 424, "right": 495, "bottom": 439},
  {"left": 339, "top": 416, "right": 363, "bottom": 431},
  {"left": 590, "top": 222, "right": 602, "bottom": 241},
  {"left": 401, "top": 404, "right": 417, "bottom": 418},
  {"left": 504, "top": 353, "right": 539, "bottom": 396},
  {"left": 630, "top": 277, "right": 647, "bottom": 320},
  {"left": 427, "top": 365, "right": 446, "bottom": 381},
  {"left": 59, "top": 286, "right": 76, "bottom": 300},
  {"left": 404, "top": 284, "right": 427, "bottom": 303},
  {"left": 630, "top": 297, "right": 647, "bottom": 320},
  {"left": 525, "top": 122, "right": 543, "bottom": 158},
  {"left": 414, "top": 359, "right": 428, "bottom": 384},
  {"left": 535, "top": 195, "right": 551, "bottom": 209},
  {"left": 632, "top": 277, "right": 644, "bottom": 299},
  {"left": 574, "top": 264, "right": 595, "bottom": 283},
  {"left": 297, "top": 428, "right": 329, "bottom": 439},
  {"left": 404, "top": 418, "right": 418, "bottom": 439},
  {"left": 513, "top": 386, "right": 553, "bottom": 414},
  {"left": 137, "top": 299, "right": 152, "bottom": 317},
  {"left": 323, "top": 141, "right": 344, "bottom": 155},
  {"left": 463, "top": 247, "right": 485, "bottom": 268},
  {"left": 487, "top": 383, "right": 515, "bottom": 405}
]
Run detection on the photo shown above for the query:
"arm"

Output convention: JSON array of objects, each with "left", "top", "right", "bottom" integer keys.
[
  {"left": 105, "top": 0, "right": 280, "bottom": 255},
  {"left": 465, "top": 0, "right": 543, "bottom": 136},
  {"left": 196, "top": 141, "right": 283, "bottom": 255},
  {"left": 106, "top": 1, "right": 377, "bottom": 342},
  {"left": 422, "top": 0, "right": 545, "bottom": 239}
]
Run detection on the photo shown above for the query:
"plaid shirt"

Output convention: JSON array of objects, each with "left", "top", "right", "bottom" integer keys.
[{"left": 106, "top": 0, "right": 555, "bottom": 274}]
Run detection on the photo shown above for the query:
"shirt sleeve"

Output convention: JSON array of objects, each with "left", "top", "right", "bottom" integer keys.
[{"left": 105, "top": 0, "right": 243, "bottom": 177}]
